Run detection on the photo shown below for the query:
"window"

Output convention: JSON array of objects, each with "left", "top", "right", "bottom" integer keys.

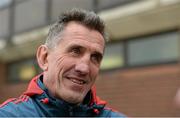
[
  {"left": 8, "top": 58, "right": 42, "bottom": 82},
  {"left": 14, "top": 0, "right": 46, "bottom": 33},
  {"left": 0, "top": 0, "right": 12, "bottom": 9},
  {"left": 100, "top": 42, "right": 124, "bottom": 70},
  {"left": 0, "top": 8, "right": 10, "bottom": 38},
  {"left": 127, "top": 31, "right": 179, "bottom": 66}
]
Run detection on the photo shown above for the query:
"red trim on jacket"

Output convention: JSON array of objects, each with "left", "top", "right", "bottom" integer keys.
[
  {"left": 0, "top": 95, "right": 30, "bottom": 107},
  {"left": 90, "top": 86, "right": 107, "bottom": 106},
  {"left": 23, "top": 73, "right": 44, "bottom": 96},
  {"left": 0, "top": 98, "right": 16, "bottom": 108},
  {"left": 13, "top": 95, "right": 29, "bottom": 104}
]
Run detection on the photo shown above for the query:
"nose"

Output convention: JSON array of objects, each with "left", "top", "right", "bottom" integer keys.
[{"left": 75, "top": 56, "right": 90, "bottom": 75}]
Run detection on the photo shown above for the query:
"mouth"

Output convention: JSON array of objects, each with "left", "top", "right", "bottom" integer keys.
[{"left": 66, "top": 77, "right": 87, "bottom": 85}]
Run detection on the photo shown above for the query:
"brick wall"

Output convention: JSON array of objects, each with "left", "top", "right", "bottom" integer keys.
[
  {"left": 96, "top": 64, "right": 180, "bottom": 117},
  {"left": 0, "top": 63, "right": 6, "bottom": 85}
]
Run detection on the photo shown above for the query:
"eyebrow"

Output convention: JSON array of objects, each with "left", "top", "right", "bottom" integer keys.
[{"left": 68, "top": 43, "right": 103, "bottom": 56}]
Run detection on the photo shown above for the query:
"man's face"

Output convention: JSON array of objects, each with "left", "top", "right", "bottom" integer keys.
[{"left": 43, "top": 22, "right": 105, "bottom": 104}]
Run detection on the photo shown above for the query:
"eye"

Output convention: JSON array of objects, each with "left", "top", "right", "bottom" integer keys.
[
  {"left": 71, "top": 47, "right": 81, "bottom": 56},
  {"left": 91, "top": 53, "right": 102, "bottom": 64}
]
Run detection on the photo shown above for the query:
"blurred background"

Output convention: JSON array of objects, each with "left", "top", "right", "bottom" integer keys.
[{"left": 0, "top": 0, "right": 180, "bottom": 116}]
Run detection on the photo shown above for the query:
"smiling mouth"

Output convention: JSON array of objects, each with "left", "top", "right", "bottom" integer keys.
[{"left": 67, "top": 77, "right": 86, "bottom": 85}]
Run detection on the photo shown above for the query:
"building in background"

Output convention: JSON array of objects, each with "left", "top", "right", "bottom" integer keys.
[{"left": 0, "top": 0, "right": 180, "bottom": 116}]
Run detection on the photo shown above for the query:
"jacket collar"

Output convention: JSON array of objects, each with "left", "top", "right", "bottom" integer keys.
[
  {"left": 23, "top": 73, "right": 44, "bottom": 96},
  {"left": 23, "top": 73, "right": 107, "bottom": 106}
]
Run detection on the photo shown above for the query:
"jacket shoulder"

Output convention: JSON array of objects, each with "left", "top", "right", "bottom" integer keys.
[
  {"left": 0, "top": 95, "right": 37, "bottom": 117},
  {"left": 98, "top": 107, "right": 126, "bottom": 117}
]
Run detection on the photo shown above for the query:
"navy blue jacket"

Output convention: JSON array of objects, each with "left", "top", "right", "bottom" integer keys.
[{"left": 0, "top": 74, "right": 126, "bottom": 117}]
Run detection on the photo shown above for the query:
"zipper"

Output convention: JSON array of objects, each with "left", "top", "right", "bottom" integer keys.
[{"left": 68, "top": 106, "right": 73, "bottom": 116}]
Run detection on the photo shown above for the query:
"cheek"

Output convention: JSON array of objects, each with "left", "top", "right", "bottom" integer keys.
[
  {"left": 90, "top": 65, "right": 100, "bottom": 80},
  {"left": 47, "top": 55, "right": 67, "bottom": 74},
  {"left": 52, "top": 56, "right": 75, "bottom": 75}
]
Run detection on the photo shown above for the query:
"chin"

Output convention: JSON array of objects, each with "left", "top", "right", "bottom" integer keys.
[
  {"left": 66, "top": 94, "right": 84, "bottom": 104},
  {"left": 57, "top": 91, "right": 85, "bottom": 104}
]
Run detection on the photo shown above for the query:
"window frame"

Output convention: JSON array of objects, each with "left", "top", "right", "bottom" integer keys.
[{"left": 100, "top": 29, "right": 179, "bottom": 73}]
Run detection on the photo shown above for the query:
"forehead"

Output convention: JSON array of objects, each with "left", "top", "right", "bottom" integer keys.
[{"left": 60, "top": 22, "right": 105, "bottom": 52}]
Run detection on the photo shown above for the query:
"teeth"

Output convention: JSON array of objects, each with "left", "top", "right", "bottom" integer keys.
[{"left": 70, "top": 78, "right": 85, "bottom": 85}]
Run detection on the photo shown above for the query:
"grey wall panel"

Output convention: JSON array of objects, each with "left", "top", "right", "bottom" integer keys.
[
  {"left": 0, "top": 8, "right": 9, "bottom": 38},
  {"left": 14, "top": 0, "right": 46, "bottom": 34}
]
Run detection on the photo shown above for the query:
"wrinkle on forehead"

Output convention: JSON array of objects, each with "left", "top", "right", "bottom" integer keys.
[{"left": 62, "top": 32, "right": 105, "bottom": 54}]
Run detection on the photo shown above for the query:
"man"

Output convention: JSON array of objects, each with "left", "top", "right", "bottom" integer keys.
[{"left": 0, "top": 8, "right": 126, "bottom": 117}]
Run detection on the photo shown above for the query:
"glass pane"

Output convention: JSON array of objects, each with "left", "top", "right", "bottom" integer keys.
[
  {"left": 101, "top": 42, "right": 124, "bottom": 70},
  {"left": 0, "top": 0, "right": 12, "bottom": 8},
  {"left": 128, "top": 32, "right": 179, "bottom": 66},
  {"left": 14, "top": 0, "right": 46, "bottom": 33},
  {"left": 0, "top": 8, "right": 9, "bottom": 38}
]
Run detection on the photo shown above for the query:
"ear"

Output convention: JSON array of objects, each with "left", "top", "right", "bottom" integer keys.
[{"left": 36, "top": 45, "right": 49, "bottom": 71}]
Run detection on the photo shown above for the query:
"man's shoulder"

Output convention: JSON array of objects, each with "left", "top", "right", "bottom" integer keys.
[
  {"left": 0, "top": 95, "right": 37, "bottom": 117},
  {"left": 99, "top": 106, "right": 126, "bottom": 117}
]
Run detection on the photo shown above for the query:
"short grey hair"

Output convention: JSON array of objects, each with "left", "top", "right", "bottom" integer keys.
[{"left": 45, "top": 8, "right": 108, "bottom": 49}]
